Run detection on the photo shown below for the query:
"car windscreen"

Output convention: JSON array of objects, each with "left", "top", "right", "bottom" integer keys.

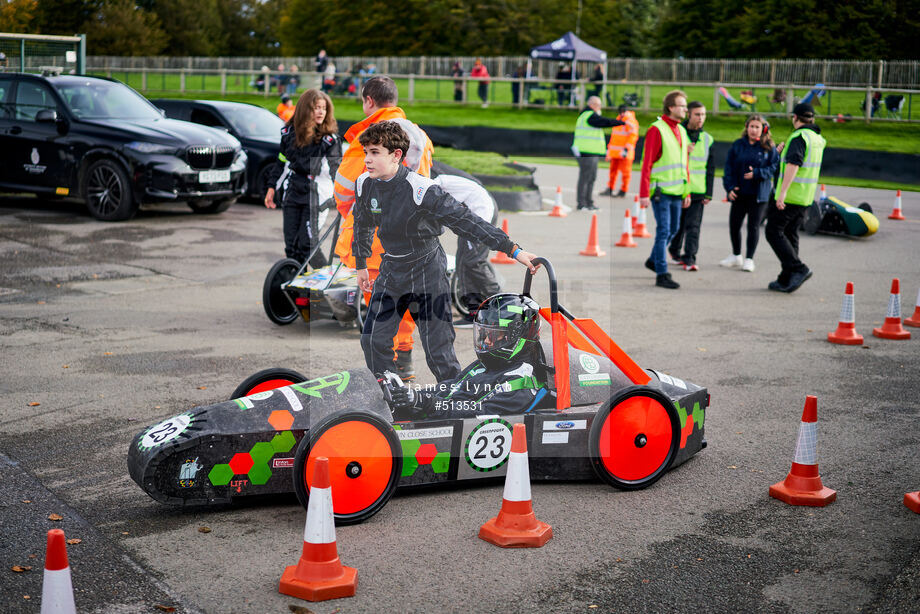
[
  {"left": 52, "top": 80, "right": 163, "bottom": 121},
  {"left": 219, "top": 105, "right": 284, "bottom": 138}
]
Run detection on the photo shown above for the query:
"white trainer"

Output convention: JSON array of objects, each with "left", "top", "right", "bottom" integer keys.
[
  {"left": 720, "top": 254, "right": 743, "bottom": 268},
  {"left": 742, "top": 258, "right": 755, "bottom": 272}
]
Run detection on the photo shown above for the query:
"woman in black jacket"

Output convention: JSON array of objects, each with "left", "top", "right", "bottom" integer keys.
[
  {"left": 264, "top": 89, "right": 342, "bottom": 268},
  {"left": 720, "top": 114, "right": 779, "bottom": 272}
]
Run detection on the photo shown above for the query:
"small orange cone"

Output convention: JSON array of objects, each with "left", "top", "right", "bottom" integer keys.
[
  {"left": 279, "top": 457, "right": 357, "bottom": 602},
  {"left": 490, "top": 219, "right": 517, "bottom": 264},
  {"left": 479, "top": 423, "right": 553, "bottom": 548},
  {"left": 548, "top": 186, "right": 567, "bottom": 217},
  {"left": 613, "top": 209, "right": 636, "bottom": 248},
  {"left": 888, "top": 189, "right": 905, "bottom": 220},
  {"left": 903, "top": 286, "right": 920, "bottom": 328},
  {"left": 41, "top": 529, "right": 76, "bottom": 614},
  {"left": 631, "top": 195, "right": 639, "bottom": 229},
  {"left": 827, "top": 282, "right": 863, "bottom": 345},
  {"left": 581, "top": 213, "right": 608, "bottom": 256},
  {"left": 769, "top": 395, "right": 837, "bottom": 507},
  {"left": 872, "top": 278, "right": 911, "bottom": 340},
  {"left": 632, "top": 202, "right": 652, "bottom": 238},
  {"left": 819, "top": 184, "right": 827, "bottom": 201},
  {"left": 905, "top": 491, "right": 920, "bottom": 514}
]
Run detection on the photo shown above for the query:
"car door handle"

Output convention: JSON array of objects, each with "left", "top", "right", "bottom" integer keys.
[{"left": 9, "top": 125, "right": 21, "bottom": 135}]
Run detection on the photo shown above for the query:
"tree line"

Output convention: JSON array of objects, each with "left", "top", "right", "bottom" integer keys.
[{"left": 2, "top": 0, "right": 918, "bottom": 60}]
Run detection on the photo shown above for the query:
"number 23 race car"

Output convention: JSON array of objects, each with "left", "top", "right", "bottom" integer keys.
[{"left": 128, "top": 259, "right": 709, "bottom": 524}]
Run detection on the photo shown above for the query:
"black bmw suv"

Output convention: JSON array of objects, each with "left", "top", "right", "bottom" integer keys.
[{"left": 0, "top": 73, "right": 247, "bottom": 220}]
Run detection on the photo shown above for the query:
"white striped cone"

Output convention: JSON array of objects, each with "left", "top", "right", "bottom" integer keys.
[
  {"left": 888, "top": 189, "right": 905, "bottom": 220},
  {"left": 548, "top": 185, "right": 567, "bottom": 217},
  {"left": 41, "top": 529, "right": 76, "bottom": 614},
  {"left": 820, "top": 184, "right": 827, "bottom": 201},
  {"left": 827, "top": 281, "right": 863, "bottom": 344},
  {"left": 479, "top": 423, "right": 552, "bottom": 547},
  {"left": 631, "top": 196, "right": 640, "bottom": 229},
  {"left": 903, "top": 286, "right": 920, "bottom": 327},
  {"left": 633, "top": 203, "right": 652, "bottom": 238},
  {"left": 279, "top": 457, "right": 357, "bottom": 601},
  {"left": 769, "top": 395, "right": 837, "bottom": 506},
  {"left": 873, "top": 278, "right": 911, "bottom": 340}
]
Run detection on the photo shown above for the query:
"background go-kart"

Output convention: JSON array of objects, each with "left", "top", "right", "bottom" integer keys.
[{"left": 1, "top": 169, "right": 918, "bottom": 613}]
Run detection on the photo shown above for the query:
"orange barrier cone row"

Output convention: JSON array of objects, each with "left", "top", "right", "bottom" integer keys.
[
  {"left": 548, "top": 186, "right": 567, "bottom": 217},
  {"left": 769, "top": 395, "right": 837, "bottom": 507},
  {"left": 479, "top": 423, "right": 553, "bottom": 548},
  {"left": 819, "top": 184, "right": 827, "bottom": 201},
  {"left": 490, "top": 219, "right": 517, "bottom": 264},
  {"left": 905, "top": 491, "right": 920, "bottom": 514},
  {"left": 888, "top": 189, "right": 905, "bottom": 220},
  {"left": 41, "top": 529, "right": 76, "bottom": 614},
  {"left": 279, "top": 457, "right": 357, "bottom": 602},
  {"left": 613, "top": 209, "right": 636, "bottom": 248},
  {"left": 872, "top": 278, "right": 911, "bottom": 340},
  {"left": 904, "top": 286, "right": 920, "bottom": 328},
  {"left": 631, "top": 195, "right": 639, "bottom": 229},
  {"left": 827, "top": 281, "right": 863, "bottom": 345},
  {"left": 581, "top": 213, "right": 608, "bottom": 256},
  {"left": 632, "top": 203, "right": 652, "bottom": 238}
]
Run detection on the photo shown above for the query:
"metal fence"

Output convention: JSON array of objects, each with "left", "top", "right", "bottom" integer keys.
[
  {"left": 1, "top": 33, "right": 86, "bottom": 74},
  {"left": 88, "top": 55, "right": 920, "bottom": 88}
]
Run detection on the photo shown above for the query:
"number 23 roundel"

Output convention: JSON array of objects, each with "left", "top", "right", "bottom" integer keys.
[{"left": 464, "top": 418, "right": 512, "bottom": 472}]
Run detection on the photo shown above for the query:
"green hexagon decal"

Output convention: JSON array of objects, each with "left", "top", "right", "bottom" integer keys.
[
  {"left": 249, "top": 441, "right": 275, "bottom": 465},
  {"left": 271, "top": 431, "right": 296, "bottom": 453},
  {"left": 208, "top": 463, "right": 234, "bottom": 486},
  {"left": 431, "top": 451, "right": 450, "bottom": 474},
  {"left": 248, "top": 461, "right": 272, "bottom": 485},
  {"left": 402, "top": 456, "right": 419, "bottom": 477}
]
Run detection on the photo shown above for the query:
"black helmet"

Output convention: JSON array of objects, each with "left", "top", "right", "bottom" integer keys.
[{"left": 473, "top": 294, "right": 540, "bottom": 368}]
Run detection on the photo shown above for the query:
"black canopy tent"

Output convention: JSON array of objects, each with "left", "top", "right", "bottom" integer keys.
[{"left": 527, "top": 31, "right": 608, "bottom": 106}]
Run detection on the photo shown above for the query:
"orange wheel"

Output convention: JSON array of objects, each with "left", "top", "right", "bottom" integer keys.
[
  {"left": 589, "top": 386, "right": 679, "bottom": 490},
  {"left": 293, "top": 411, "right": 401, "bottom": 524},
  {"left": 229, "top": 368, "right": 307, "bottom": 400}
]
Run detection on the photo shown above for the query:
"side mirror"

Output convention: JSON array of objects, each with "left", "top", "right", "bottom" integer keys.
[{"left": 36, "top": 109, "right": 58, "bottom": 122}]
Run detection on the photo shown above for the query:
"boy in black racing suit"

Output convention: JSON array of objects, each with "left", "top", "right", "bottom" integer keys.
[{"left": 381, "top": 293, "right": 557, "bottom": 419}]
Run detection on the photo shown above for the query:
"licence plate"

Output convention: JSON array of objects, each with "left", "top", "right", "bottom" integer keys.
[{"left": 199, "top": 169, "right": 230, "bottom": 183}]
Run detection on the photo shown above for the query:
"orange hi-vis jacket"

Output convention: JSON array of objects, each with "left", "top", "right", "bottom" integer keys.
[
  {"left": 607, "top": 110, "right": 639, "bottom": 162},
  {"left": 333, "top": 107, "right": 434, "bottom": 269}
]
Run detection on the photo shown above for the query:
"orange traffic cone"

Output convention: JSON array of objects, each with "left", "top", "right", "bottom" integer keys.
[
  {"left": 872, "top": 278, "right": 911, "bottom": 340},
  {"left": 279, "top": 457, "right": 357, "bottom": 602},
  {"left": 548, "top": 186, "right": 567, "bottom": 217},
  {"left": 888, "top": 189, "right": 905, "bottom": 220},
  {"left": 632, "top": 202, "right": 652, "bottom": 238},
  {"left": 827, "top": 282, "right": 863, "bottom": 345},
  {"left": 905, "top": 491, "right": 920, "bottom": 514},
  {"left": 479, "top": 423, "right": 553, "bottom": 548},
  {"left": 613, "top": 209, "right": 636, "bottom": 248},
  {"left": 769, "top": 395, "right": 837, "bottom": 507},
  {"left": 631, "top": 195, "right": 639, "bottom": 229},
  {"left": 41, "top": 529, "right": 76, "bottom": 614},
  {"left": 904, "top": 286, "right": 920, "bottom": 327},
  {"left": 819, "top": 184, "right": 827, "bottom": 201},
  {"left": 581, "top": 213, "right": 608, "bottom": 256},
  {"left": 490, "top": 219, "right": 517, "bottom": 264}
]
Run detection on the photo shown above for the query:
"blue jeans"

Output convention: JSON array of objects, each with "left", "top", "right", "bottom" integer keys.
[{"left": 650, "top": 194, "right": 683, "bottom": 274}]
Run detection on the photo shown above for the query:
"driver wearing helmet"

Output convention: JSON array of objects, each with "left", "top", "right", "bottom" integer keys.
[{"left": 381, "top": 293, "right": 556, "bottom": 420}]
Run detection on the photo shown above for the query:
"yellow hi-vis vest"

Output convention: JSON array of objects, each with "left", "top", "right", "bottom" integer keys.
[
  {"left": 649, "top": 119, "right": 690, "bottom": 196},
  {"left": 776, "top": 127, "right": 826, "bottom": 206},
  {"left": 688, "top": 131, "right": 713, "bottom": 195},
  {"left": 572, "top": 110, "right": 607, "bottom": 155}
]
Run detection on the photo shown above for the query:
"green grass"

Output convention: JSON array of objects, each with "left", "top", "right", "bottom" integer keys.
[{"left": 437, "top": 149, "right": 528, "bottom": 176}]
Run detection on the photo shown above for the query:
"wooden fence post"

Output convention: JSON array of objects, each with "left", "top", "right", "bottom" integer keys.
[
  {"left": 180, "top": 71, "right": 185, "bottom": 92},
  {"left": 408, "top": 74, "right": 415, "bottom": 102}
]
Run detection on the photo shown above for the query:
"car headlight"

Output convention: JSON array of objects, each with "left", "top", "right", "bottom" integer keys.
[
  {"left": 234, "top": 149, "right": 248, "bottom": 165},
  {"left": 125, "top": 141, "right": 177, "bottom": 155}
]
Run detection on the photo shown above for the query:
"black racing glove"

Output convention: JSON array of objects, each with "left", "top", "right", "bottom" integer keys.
[{"left": 377, "top": 371, "right": 420, "bottom": 420}]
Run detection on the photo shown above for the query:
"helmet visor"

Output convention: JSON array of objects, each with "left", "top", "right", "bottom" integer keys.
[{"left": 473, "top": 323, "right": 510, "bottom": 353}]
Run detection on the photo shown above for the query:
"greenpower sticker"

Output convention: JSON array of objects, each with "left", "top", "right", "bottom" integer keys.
[
  {"left": 464, "top": 418, "right": 512, "bottom": 472},
  {"left": 579, "top": 353, "right": 600, "bottom": 374}
]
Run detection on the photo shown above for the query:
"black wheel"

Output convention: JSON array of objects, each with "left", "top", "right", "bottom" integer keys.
[
  {"left": 449, "top": 267, "right": 470, "bottom": 317},
  {"left": 293, "top": 411, "right": 402, "bottom": 525},
  {"left": 188, "top": 198, "right": 234, "bottom": 214},
  {"left": 82, "top": 158, "right": 138, "bottom": 221},
  {"left": 858, "top": 202, "right": 873, "bottom": 213},
  {"left": 229, "top": 367, "right": 307, "bottom": 400},
  {"left": 589, "top": 386, "right": 680, "bottom": 490},
  {"left": 262, "top": 258, "right": 301, "bottom": 325}
]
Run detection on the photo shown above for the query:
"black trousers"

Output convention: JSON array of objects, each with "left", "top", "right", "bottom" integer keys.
[
  {"left": 361, "top": 247, "right": 461, "bottom": 383},
  {"left": 576, "top": 155, "right": 599, "bottom": 208},
  {"left": 282, "top": 177, "right": 327, "bottom": 268},
  {"left": 765, "top": 204, "right": 809, "bottom": 283},
  {"left": 477, "top": 82, "right": 488, "bottom": 103},
  {"left": 456, "top": 210, "right": 501, "bottom": 316},
  {"left": 728, "top": 193, "right": 768, "bottom": 259},
  {"left": 668, "top": 195, "right": 706, "bottom": 265}
]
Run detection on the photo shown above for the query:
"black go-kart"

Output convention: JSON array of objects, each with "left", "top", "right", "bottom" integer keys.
[
  {"left": 129, "top": 258, "right": 709, "bottom": 524},
  {"left": 802, "top": 194, "right": 879, "bottom": 237}
]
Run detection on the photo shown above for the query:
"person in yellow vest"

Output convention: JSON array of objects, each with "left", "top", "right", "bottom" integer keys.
[
  {"left": 765, "top": 103, "right": 826, "bottom": 293},
  {"left": 572, "top": 96, "right": 624, "bottom": 210},
  {"left": 639, "top": 90, "right": 690, "bottom": 289},
  {"left": 600, "top": 104, "right": 639, "bottom": 197},
  {"left": 668, "top": 101, "right": 714, "bottom": 271}
]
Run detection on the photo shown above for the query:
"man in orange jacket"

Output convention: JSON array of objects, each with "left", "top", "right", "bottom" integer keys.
[
  {"left": 601, "top": 104, "right": 639, "bottom": 197},
  {"left": 333, "top": 75, "right": 434, "bottom": 381}
]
